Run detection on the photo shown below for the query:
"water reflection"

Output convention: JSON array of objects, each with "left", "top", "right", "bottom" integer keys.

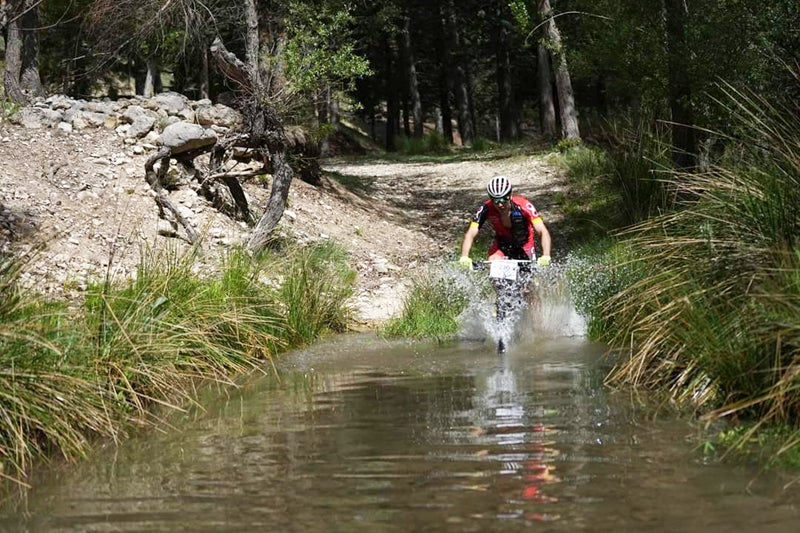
[
  {"left": 1, "top": 335, "right": 799, "bottom": 532},
  {"left": 469, "top": 353, "right": 561, "bottom": 522}
]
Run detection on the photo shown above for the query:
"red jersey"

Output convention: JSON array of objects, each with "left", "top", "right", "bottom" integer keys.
[{"left": 469, "top": 195, "right": 542, "bottom": 259}]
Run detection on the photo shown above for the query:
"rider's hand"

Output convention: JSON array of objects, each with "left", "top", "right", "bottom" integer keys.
[
  {"left": 458, "top": 256, "right": 473, "bottom": 270},
  {"left": 536, "top": 255, "right": 551, "bottom": 267}
]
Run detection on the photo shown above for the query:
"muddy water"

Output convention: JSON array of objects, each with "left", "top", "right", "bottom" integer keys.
[{"left": 2, "top": 334, "right": 799, "bottom": 532}]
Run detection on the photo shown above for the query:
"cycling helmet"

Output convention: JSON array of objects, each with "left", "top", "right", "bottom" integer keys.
[{"left": 486, "top": 175, "right": 512, "bottom": 199}]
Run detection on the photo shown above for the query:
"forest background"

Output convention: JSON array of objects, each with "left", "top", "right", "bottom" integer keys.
[
  {"left": 2, "top": 0, "right": 795, "bottom": 157},
  {"left": 1, "top": 0, "right": 800, "bottom": 488}
]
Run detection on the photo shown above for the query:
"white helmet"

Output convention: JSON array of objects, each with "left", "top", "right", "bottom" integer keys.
[{"left": 487, "top": 175, "right": 512, "bottom": 198}]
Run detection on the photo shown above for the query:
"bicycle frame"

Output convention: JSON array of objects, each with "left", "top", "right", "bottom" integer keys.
[{"left": 471, "top": 260, "right": 537, "bottom": 352}]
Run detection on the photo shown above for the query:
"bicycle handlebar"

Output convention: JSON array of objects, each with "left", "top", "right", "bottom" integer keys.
[
  {"left": 471, "top": 259, "right": 535, "bottom": 269},
  {"left": 471, "top": 259, "right": 533, "bottom": 266}
]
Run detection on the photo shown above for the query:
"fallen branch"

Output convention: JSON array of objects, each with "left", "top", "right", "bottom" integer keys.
[{"left": 144, "top": 147, "right": 198, "bottom": 243}]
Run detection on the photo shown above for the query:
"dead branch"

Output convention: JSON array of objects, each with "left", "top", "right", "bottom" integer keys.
[{"left": 144, "top": 147, "right": 198, "bottom": 243}]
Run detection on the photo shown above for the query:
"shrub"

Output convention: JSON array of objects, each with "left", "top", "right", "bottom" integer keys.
[{"left": 383, "top": 267, "right": 468, "bottom": 340}]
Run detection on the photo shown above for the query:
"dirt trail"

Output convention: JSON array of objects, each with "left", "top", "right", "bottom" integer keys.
[
  {"left": 318, "top": 156, "right": 570, "bottom": 324},
  {"left": 0, "top": 124, "right": 569, "bottom": 326}
]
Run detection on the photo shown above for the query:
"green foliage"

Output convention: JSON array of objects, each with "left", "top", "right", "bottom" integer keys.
[
  {"left": 383, "top": 268, "right": 468, "bottom": 340},
  {"left": 276, "top": 241, "right": 356, "bottom": 346},
  {"left": 558, "top": 144, "right": 611, "bottom": 183},
  {"left": 555, "top": 137, "right": 582, "bottom": 153},
  {"left": 598, "top": 78, "right": 800, "bottom": 449},
  {"left": 565, "top": 0, "right": 800, "bottom": 134},
  {"left": 0, "top": 97, "right": 20, "bottom": 123},
  {"left": 600, "top": 113, "right": 674, "bottom": 224},
  {"left": 398, "top": 132, "right": 451, "bottom": 155},
  {"left": 0, "top": 241, "right": 356, "bottom": 490},
  {"left": 552, "top": 145, "right": 617, "bottom": 242},
  {"left": 284, "top": 2, "right": 371, "bottom": 101},
  {"left": 565, "top": 240, "right": 647, "bottom": 339},
  {"left": 508, "top": 0, "right": 531, "bottom": 32},
  {"left": 714, "top": 424, "right": 800, "bottom": 469},
  {"left": 470, "top": 137, "right": 492, "bottom": 152}
]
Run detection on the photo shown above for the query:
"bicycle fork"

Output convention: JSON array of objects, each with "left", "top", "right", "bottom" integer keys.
[{"left": 494, "top": 279, "right": 523, "bottom": 353}]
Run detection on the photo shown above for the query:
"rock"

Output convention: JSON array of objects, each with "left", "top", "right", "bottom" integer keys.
[
  {"left": 152, "top": 92, "right": 188, "bottom": 115},
  {"left": 10, "top": 107, "right": 63, "bottom": 129},
  {"left": 157, "top": 219, "right": 178, "bottom": 237},
  {"left": 159, "top": 122, "right": 218, "bottom": 154},
  {"left": 195, "top": 103, "right": 241, "bottom": 128},
  {"left": 128, "top": 115, "right": 156, "bottom": 138}
]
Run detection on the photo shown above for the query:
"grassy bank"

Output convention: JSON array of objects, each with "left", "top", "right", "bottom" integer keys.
[
  {"left": 562, "top": 84, "right": 800, "bottom": 464},
  {"left": 382, "top": 264, "right": 472, "bottom": 341},
  {"left": 0, "top": 240, "right": 354, "bottom": 492}
]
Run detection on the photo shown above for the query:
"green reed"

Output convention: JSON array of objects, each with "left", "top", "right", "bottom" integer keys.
[
  {"left": 0, "top": 240, "right": 355, "bottom": 491},
  {"left": 594, "top": 81, "right": 800, "bottom": 457},
  {"left": 275, "top": 240, "right": 356, "bottom": 346},
  {"left": 555, "top": 112, "right": 674, "bottom": 245},
  {"left": 383, "top": 266, "right": 469, "bottom": 340}
]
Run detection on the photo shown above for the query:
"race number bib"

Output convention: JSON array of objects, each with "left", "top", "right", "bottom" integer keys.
[{"left": 489, "top": 260, "right": 519, "bottom": 281}]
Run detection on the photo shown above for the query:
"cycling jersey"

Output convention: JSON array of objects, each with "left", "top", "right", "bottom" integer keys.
[{"left": 469, "top": 195, "right": 542, "bottom": 260}]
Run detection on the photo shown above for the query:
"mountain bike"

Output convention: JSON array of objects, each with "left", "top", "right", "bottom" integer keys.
[{"left": 472, "top": 259, "right": 536, "bottom": 353}]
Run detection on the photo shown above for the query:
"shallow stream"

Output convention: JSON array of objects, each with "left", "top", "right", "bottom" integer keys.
[{"left": 2, "top": 328, "right": 799, "bottom": 531}]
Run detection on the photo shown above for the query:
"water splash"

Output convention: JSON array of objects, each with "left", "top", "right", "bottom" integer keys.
[
  {"left": 525, "top": 262, "right": 587, "bottom": 339},
  {"left": 452, "top": 260, "right": 587, "bottom": 346}
]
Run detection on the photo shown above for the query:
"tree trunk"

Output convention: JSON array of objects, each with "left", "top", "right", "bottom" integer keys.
[
  {"left": 435, "top": 5, "right": 454, "bottom": 144},
  {"left": 385, "top": 37, "right": 399, "bottom": 151},
  {"left": 664, "top": 0, "right": 696, "bottom": 169},
  {"left": 440, "top": 88, "right": 454, "bottom": 143},
  {"left": 317, "top": 88, "right": 328, "bottom": 124},
  {"left": 3, "top": 0, "right": 43, "bottom": 104},
  {"left": 210, "top": 37, "right": 294, "bottom": 254},
  {"left": 444, "top": 0, "right": 473, "bottom": 147},
  {"left": 19, "top": 0, "right": 43, "bottom": 98},
  {"left": 329, "top": 92, "right": 339, "bottom": 125},
  {"left": 538, "top": 0, "right": 580, "bottom": 141},
  {"left": 244, "top": 0, "right": 261, "bottom": 87},
  {"left": 247, "top": 150, "right": 293, "bottom": 252},
  {"left": 537, "top": 44, "right": 557, "bottom": 138},
  {"left": 401, "top": 15, "right": 423, "bottom": 138},
  {"left": 143, "top": 57, "right": 158, "bottom": 97},
  {"left": 495, "top": 5, "right": 517, "bottom": 141},
  {"left": 402, "top": 97, "right": 411, "bottom": 137},
  {"left": 200, "top": 47, "right": 210, "bottom": 100},
  {"left": 3, "top": 1, "right": 26, "bottom": 104}
]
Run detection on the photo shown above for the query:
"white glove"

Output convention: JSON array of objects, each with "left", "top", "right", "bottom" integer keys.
[
  {"left": 536, "top": 255, "right": 551, "bottom": 267},
  {"left": 458, "top": 256, "right": 473, "bottom": 270}
]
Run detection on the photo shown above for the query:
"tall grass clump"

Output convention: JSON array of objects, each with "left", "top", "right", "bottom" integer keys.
[
  {"left": 1, "top": 252, "right": 123, "bottom": 490},
  {"left": 555, "top": 116, "right": 672, "bottom": 244},
  {"left": 553, "top": 145, "right": 618, "bottom": 242},
  {"left": 398, "top": 132, "right": 451, "bottom": 155},
  {"left": 274, "top": 241, "right": 356, "bottom": 346},
  {"left": 383, "top": 265, "right": 469, "bottom": 340},
  {"left": 82, "top": 244, "right": 285, "bottom": 417},
  {"left": 1, "top": 240, "right": 357, "bottom": 492},
  {"left": 598, "top": 80, "right": 800, "bottom": 455},
  {"left": 600, "top": 114, "right": 674, "bottom": 224}
]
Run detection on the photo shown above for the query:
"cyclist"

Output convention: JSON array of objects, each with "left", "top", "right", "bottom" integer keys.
[{"left": 459, "top": 175, "right": 552, "bottom": 268}]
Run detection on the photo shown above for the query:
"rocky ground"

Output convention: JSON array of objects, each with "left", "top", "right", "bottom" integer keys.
[{"left": 0, "top": 119, "right": 569, "bottom": 327}]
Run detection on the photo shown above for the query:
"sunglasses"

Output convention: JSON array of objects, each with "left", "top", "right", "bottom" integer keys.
[{"left": 491, "top": 194, "right": 511, "bottom": 205}]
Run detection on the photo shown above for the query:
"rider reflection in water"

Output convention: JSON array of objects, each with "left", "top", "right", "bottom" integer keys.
[{"left": 458, "top": 175, "right": 553, "bottom": 351}]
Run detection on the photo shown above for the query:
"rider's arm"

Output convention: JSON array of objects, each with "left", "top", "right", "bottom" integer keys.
[
  {"left": 533, "top": 219, "right": 551, "bottom": 257},
  {"left": 461, "top": 222, "right": 480, "bottom": 257}
]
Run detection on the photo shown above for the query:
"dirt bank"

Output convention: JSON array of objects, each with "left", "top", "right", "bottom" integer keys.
[{"left": 0, "top": 123, "right": 569, "bottom": 326}]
